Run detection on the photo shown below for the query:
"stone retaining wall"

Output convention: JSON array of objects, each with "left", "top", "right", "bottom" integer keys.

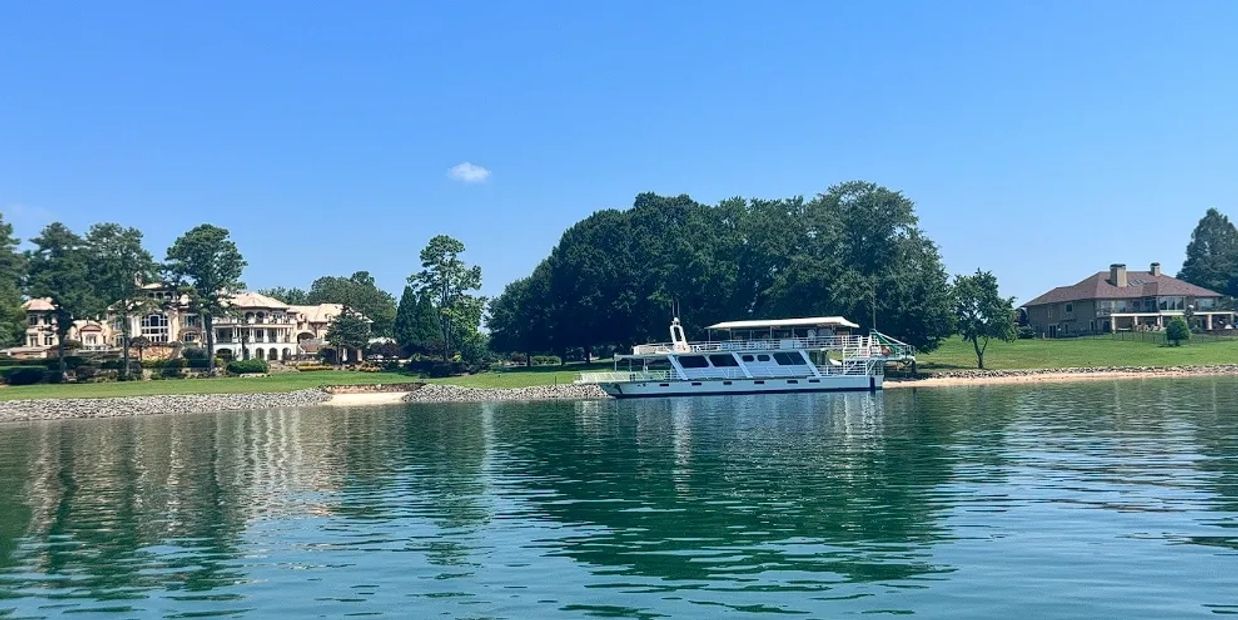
[{"left": 0, "top": 389, "right": 330, "bottom": 423}]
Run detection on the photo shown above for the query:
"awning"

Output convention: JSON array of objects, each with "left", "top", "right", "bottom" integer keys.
[{"left": 706, "top": 316, "right": 861, "bottom": 331}]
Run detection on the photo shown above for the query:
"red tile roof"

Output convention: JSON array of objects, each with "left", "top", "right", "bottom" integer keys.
[{"left": 1024, "top": 270, "right": 1223, "bottom": 306}]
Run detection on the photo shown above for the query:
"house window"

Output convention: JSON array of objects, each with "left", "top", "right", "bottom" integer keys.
[
  {"left": 140, "top": 314, "right": 170, "bottom": 343},
  {"left": 28, "top": 314, "right": 38, "bottom": 326},
  {"left": 1065, "top": 303, "right": 1073, "bottom": 314},
  {"left": 43, "top": 334, "right": 54, "bottom": 346}
]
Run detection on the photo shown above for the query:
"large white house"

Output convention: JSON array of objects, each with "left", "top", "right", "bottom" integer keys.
[{"left": 6, "top": 285, "right": 360, "bottom": 362}]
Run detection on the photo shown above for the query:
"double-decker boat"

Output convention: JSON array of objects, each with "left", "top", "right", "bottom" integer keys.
[{"left": 575, "top": 316, "right": 915, "bottom": 398}]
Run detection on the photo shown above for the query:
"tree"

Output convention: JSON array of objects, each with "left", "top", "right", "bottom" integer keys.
[
  {"left": 25, "top": 223, "right": 100, "bottom": 377},
  {"left": 410, "top": 235, "right": 484, "bottom": 361},
  {"left": 1179, "top": 208, "right": 1238, "bottom": 297},
  {"left": 1166, "top": 316, "right": 1191, "bottom": 346},
  {"left": 953, "top": 269, "right": 1015, "bottom": 369},
  {"left": 393, "top": 286, "right": 441, "bottom": 355},
  {"left": 325, "top": 308, "right": 371, "bottom": 368},
  {"left": 257, "top": 286, "right": 310, "bottom": 305},
  {"left": 306, "top": 271, "right": 397, "bottom": 337},
  {"left": 165, "top": 225, "right": 246, "bottom": 374},
  {"left": 86, "top": 223, "right": 158, "bottom": 380},
  {"left": 0, "top": 213, "right": 24, "bottom": 348}
]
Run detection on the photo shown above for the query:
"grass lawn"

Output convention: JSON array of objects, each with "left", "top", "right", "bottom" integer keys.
[
  {"left": 917, "top": 335, "right": 1238, "bottom": 371},
  {"left": 0, "top": 370, "right": 415, "bottom": 401}
]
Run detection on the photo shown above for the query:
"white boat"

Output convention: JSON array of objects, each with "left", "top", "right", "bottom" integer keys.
[{"left": 575, "top": 316, "right": 915, "bottom": 398}]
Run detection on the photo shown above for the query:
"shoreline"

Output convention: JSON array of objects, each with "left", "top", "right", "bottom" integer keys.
[{"left": 2, "top": 365, "right": 1236, "bottom": 422}]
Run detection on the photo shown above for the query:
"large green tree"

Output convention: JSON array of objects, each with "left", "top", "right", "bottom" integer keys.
[
  {"left": 86, "top": 223, "right": 159, "bottom": 380},
  {"left": 410, "top": 235, "right": 484, "bottom": 361},
  {"left": 25, "top": 223, "right": 100, "bottom": 377},
  {"left": 503, "top": 183, "right": 954, "bottom": 357},
  {"left": 953, "top": 269, "right": 1015, "bottom": 369},
  {"left": 306, "top": 271, "right": 397, "bottom": 337},
  {"left": 0, "top": 213, "right": 24, "bottom": 347},
  {"left": 165, "top": 225, "right": 246, "bottom": 374},
  {"left": 257, "top": 286, "right": 310, "bottom": 305},
  {"left": 1178, "top": 208, "right": 1238, "bottom": 297},
  {"left": 393, "top": 286, "right": 441, "bottom": 355}
]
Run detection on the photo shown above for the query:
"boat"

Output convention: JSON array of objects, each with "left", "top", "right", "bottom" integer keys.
[{"left": 575, "top": 316, "right": 915, "bottom": 398}]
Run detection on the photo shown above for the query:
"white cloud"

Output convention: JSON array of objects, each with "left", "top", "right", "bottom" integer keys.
[{"left": 447, "top": 162, "right": 492, "bottom": 184}]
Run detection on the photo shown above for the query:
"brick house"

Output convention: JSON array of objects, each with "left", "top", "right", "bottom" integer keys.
[{"left": 1023, "top": 263, "right": 1234, "bottom": 337}]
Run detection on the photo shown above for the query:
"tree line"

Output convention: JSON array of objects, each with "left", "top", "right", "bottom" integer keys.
[
  {"left": 0, "top": 214, "right": 487, "bottom": 377},
  {"left": 488, "top": 181, "right": 963, "bottom": 362}
]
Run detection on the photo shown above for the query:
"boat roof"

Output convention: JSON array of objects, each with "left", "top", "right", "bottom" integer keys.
[{"left": 706, "top": 316, "right": 860, "bottom": 330}]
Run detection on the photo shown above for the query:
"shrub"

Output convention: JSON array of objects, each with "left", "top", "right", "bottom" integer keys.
[
  {"left": 2, "top": 367, "right": 49, "bottom": 386},
  {"left": 406, "top": 359, "right": 467, "bottom": 378},
  {"left": 531, "top": 355, "right": 562, "bottom": 366},
  {"left": 160, "top": 358, "right": 187, "bottom": 378},
  {"left": 1016, "top": 326, "right": 1036, "bottom": 339},
  {"left": 182, "top": 346, "right": 209, "bottom": 360},
  {"left": 1166, "top": 317, "right": 1191, "bottom": 346},
  {"left": 227, "top": 359, "right": 269, "bottom": 375}
]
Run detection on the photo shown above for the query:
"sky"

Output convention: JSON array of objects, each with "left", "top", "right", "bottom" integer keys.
[{"left": 3, "top": 1, "right": 1237, "bottom": 305}]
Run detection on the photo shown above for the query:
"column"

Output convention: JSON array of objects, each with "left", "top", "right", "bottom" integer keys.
[
  {"left": 1206, "top": 314, "right": 1213, "bottom": 331},
  {"left": 1156, "top": 315, "right": 1163, "bottom": 328}
]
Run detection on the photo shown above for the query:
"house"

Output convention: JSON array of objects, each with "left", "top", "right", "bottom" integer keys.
[
  {"left": 1023, "top": 262, "right": 1235, "bottom": 337},
  {"left": 6, "top": 286, "right": 361, "bottom": 362}
]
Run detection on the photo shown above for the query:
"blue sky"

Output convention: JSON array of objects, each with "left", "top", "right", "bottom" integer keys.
[{"left": 2, "top": 2, "right": 1236, "bottom": 304}]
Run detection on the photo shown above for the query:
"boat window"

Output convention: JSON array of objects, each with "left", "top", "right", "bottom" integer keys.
[
  {"left": 678, "top": 355, "right": 709, "bottom": 368},
  {"left": 709, "top": 354, "right": 739, "bottom": 367},
  {"left": 773, "top": 352, "right": 804, "bottom": 366},
  {"left": 741, "top": 354, "right": 755, "bottom": 362},
  {"left": 756, "top": 354, "right": 771, "bottom": 362}
]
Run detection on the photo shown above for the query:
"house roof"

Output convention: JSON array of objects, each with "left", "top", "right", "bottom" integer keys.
[
  {"left": 1024, "top": 270, "right": 1223, "bottom": 306},
  {"left": 287, "top": 303, "right": 344, "bottom": 324},
  {"left": 225, "top": 291, "right": 290, "bottom": 309},
  {"left": 22, "top": 298, "right": 55, "bottom": 311}
]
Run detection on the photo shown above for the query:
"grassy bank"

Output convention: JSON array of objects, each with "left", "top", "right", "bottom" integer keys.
[
  {"left": 2, "top": 336, "right": 1235, "bottom": 400},
  {"left": 916, "top": 335, "right": 1238, "bottom": 371},
  {"left": 0, "top": 371, "right": 414, "bottom": 401}
]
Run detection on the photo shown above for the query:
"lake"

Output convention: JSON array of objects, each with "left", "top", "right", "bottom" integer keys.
[{"left": 1, "top": 378, "right": 1237, "bottom": 618}]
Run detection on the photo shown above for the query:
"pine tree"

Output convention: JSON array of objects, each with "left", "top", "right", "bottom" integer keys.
[
  {"left": 0, "top": 213, "right": 24, "bottom": 348},
  {"left": 1179, "top": 208, "right": 1238, "bottom": 296},
  {"left": 393, "top": 286, "right": 441, "bottom": 356}
]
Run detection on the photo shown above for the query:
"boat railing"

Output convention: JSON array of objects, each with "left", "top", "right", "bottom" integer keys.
[
  {"left": 632, "top": 335, "right": 867, "bottom": 355},
  {"left": 576, "top": 370, "right": 673, "bottom": 385},
  {"left": 631, "top": 332, "right": 916, "bottom": 360}
]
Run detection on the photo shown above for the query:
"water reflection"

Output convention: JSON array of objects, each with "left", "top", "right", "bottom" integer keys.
[{"left": 0, "top": 378, "right": 1234, "bottom": 617}]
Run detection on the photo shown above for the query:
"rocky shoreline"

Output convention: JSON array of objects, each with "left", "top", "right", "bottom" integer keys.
[
  {"left": 402, "top": 383, "right": 608, "bottom": 403},
  {"left": 4, "top": 365, "right": 1237, "bottom": 422},
  {"left": 0, "top": 389, "right": 330, "bottom": 423}
]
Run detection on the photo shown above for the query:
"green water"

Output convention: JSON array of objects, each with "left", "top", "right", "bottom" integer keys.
[{"left": 1, "top": 378, "right": 1237, "bottom": 618}]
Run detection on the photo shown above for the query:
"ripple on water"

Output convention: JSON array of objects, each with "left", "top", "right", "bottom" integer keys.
[{"left": 0, "top": 380, "right": 1236, "bottom": 617}]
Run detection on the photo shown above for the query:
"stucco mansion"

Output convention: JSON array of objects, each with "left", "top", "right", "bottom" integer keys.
[
  {"left": 1024, "top": 262, "right": 1235, "bottom": 338},
  {"left": 6, "top": 285, "right": 354, "bottom": 362}
]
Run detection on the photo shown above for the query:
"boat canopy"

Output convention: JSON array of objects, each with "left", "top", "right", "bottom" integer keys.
[{"left": 706, "top": 316, "right": 860, "bottom": 331}]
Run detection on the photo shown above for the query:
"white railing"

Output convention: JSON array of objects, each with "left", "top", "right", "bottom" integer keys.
[
  {"left": 629, "top": 333, "right": 915, "bottom": 360},
  {"left": 632, "top": 335, "right": 867, "bottom": 355},
  {"left": 576, "top": 370, "right": 673, "bottom": 384}
]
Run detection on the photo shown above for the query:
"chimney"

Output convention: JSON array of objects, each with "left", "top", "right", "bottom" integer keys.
[
  {"left": 1150, "top": 262, "right": 1162, "bottom": 277},
  {"left": 1109, "top": 263, "right": 1128, "bottom": 288}
]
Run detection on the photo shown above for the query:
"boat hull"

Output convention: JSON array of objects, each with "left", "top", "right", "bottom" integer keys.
[{"left": 596, "top": 374, "right": 882, "bottom": 398}]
